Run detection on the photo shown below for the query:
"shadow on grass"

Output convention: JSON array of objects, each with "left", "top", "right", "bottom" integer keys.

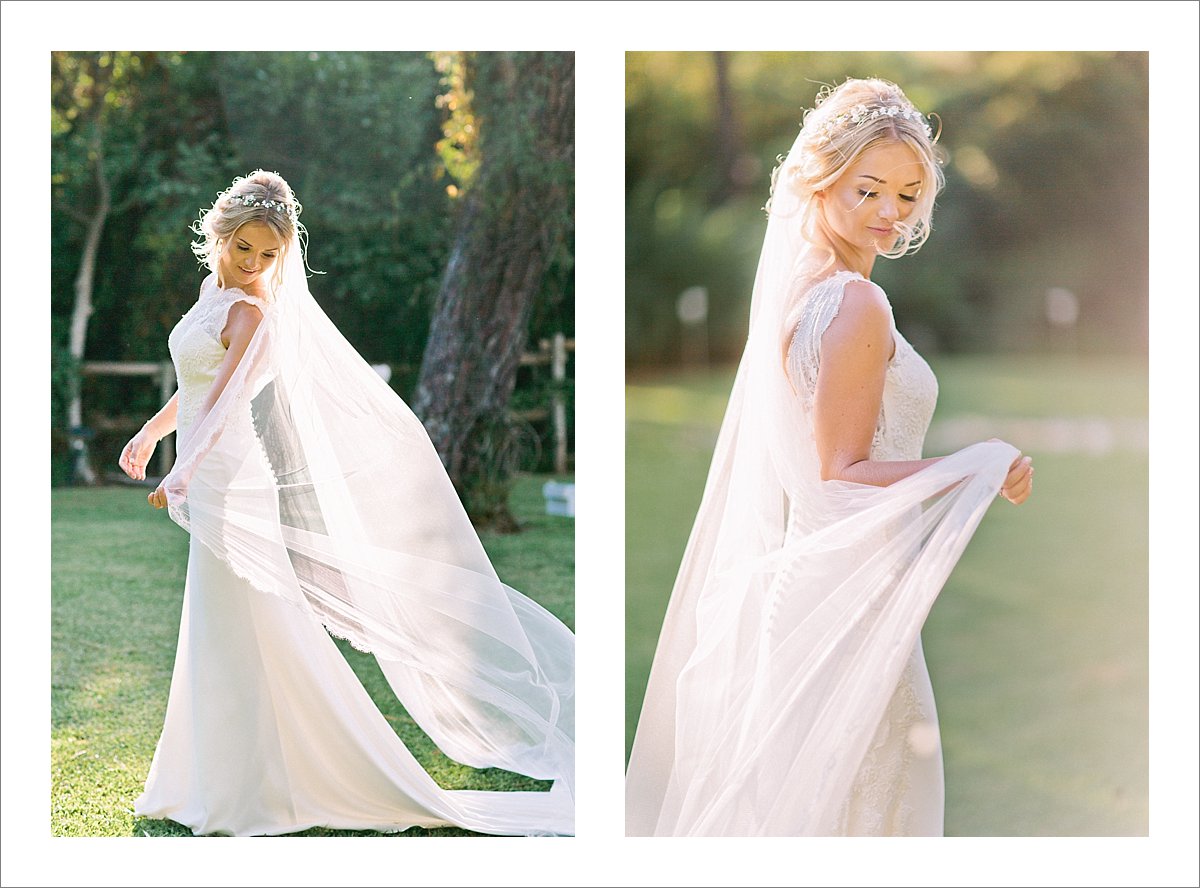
[{"left": 131, "top": 817, "right": 487, "bottom": 838}]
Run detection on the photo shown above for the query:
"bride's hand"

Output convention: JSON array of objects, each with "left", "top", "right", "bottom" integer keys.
[
  {"left": 120, "top": 427, "right": 158, "bottom": 482},
  {"left": 147, "top": 484, "right": 168, "bottom": 510},
  {"left": 999, "top": 451, "right": 1034, "bottom": 505}
]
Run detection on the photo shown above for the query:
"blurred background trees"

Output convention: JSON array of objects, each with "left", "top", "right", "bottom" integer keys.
[
  {"left": 50, "top": 51, "right": 574, "bottom": 524},
  {"left": 625, "top": 51, "right": 1148, "bottom": 368},
  {"left": 625, "top": 55, "right": 1151, "bottom": 833}
]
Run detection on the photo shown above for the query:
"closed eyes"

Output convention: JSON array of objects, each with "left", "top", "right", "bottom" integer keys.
[
  {"left": 857, "top": 189, "right": 917, "bottom": 203},
  {"left": 236, "top": 244, "right": 277, "bottom": 257}
]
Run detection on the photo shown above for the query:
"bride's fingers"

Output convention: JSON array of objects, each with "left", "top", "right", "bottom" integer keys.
[
  {"left": 122, "top": 444, "right": 148, "bottom": 480},
  {"left": 1004, "top": 457, "right": 1033, "bottom": 488},
  {"left": 1000, "top": 469, "right": 1033, "bottom": 504},
  {"left": 1005, "top": 472, "right": 1033, "bottom": 504}
]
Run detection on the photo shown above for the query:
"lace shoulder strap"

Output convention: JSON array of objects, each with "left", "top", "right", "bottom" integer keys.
[
  {"left": 197, "top": 273, "right": 270, "bottom": 343},
  {"left": 786, "top": 271, "right": 892, "bottom": 399}
]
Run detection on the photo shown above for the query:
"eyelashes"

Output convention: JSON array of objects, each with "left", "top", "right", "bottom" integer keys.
[
  {"left": 236, "top": 244, "right": 278, "bottom": 258},
  {"left": 857, "top": 189, "right": 918, "bottom": 203}
]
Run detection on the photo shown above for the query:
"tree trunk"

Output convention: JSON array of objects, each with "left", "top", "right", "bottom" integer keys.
[
  {"left": 413, "top": 52, "right": 574, "bottom": 531},
  {"left": 711, "top": 51, "right": 745, "bottom": 206},
  {"left": 67, "top": 130, "right": 111, "bottom": 485}
]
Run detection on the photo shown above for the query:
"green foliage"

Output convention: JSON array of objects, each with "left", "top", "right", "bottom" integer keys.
[
  {"left": 50, "top": 51, "right": 574, "bottom": 491},
  {"left": 432, "top": 51, "right": 480, "bottom": 189},
  {"left": 456, "top": 418, "right": 540, "bottom": 532},
  {"left": 51, "top": 474, "right": 573, "bottom": 836},
  {"left": 51, "top": 316, "right": 78, "bottom": 487},
  {"left": 206, "top": 52, "right": 452, "bottom": 366},
  {"left": 510, "top": 361, "right": 575, "bottom": 474},
  {"left": 51, "top": 316, "right": 78, "bottom": 429},
  {"left": 626, "top": 52, "right": 1149, "bottom": 366}
]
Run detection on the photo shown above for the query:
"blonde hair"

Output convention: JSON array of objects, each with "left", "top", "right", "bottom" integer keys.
[
  {"left": 770, "top": 78, "right": 945, "bottom": 274},
  {"left": 191, "top": 170, "right": 306, "bottom": 296}
]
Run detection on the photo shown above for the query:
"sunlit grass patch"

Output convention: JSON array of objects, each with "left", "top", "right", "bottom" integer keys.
[{"left": 51, "top": 474, "right": 573, "bottom": 837}]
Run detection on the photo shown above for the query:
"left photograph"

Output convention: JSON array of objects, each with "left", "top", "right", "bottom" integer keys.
[{"left": 50, "top": 51, "right": 575, "bottom": 837}]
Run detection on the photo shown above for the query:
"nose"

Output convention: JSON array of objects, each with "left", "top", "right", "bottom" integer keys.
[{"left": 877, "top": 196, "right": 899, "bottom": 223}]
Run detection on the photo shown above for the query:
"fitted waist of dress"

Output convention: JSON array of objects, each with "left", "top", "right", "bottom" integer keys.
[{"left": 175, "top": 395, "right": 204, "bottom": 448}]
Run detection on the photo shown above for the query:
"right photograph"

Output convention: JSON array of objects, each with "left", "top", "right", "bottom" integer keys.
[{"left": 624, "top": 52, "right": 1148, "bottom": 837}]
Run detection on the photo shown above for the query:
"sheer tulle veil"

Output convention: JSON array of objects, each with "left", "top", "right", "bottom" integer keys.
[
  {"left": 161, "top": 237, "right": 574, "bottom": 833},
  {"left": 624, "top": 127, "right": 1016, "bottom": 836}
]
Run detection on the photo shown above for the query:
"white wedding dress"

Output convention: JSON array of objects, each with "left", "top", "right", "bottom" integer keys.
[
  {"left": 135, "top": 277, "right": 572, "bottom": 837},
  {"left": 786, "top": 270, "right": 943, "bottom": 835}
]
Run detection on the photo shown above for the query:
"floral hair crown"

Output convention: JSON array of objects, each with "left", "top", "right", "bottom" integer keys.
[
  {"left": 228, "top": 193, "right": 296, "bottom": 219},
  {"left": 812, "top": 103, "right": 934, "bottom": 144}
]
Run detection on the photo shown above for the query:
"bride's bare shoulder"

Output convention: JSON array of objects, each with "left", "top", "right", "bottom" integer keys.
[
  {"left": 823, "top": 278, "right": 892, "bottom": 352},
  {"left": 839, "top": 277, "right": 890, "bottom": 314}
]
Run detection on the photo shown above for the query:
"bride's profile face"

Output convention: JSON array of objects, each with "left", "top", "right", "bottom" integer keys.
[
  {"left": 217, "top": 221, "right": 283, "bottom": 292},
  {"left": 818, "top": 140, "right": 924, "bottom": 258}
]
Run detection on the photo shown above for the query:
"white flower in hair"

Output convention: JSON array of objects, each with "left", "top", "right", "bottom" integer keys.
[
  {"left": 813, "top": 103, "right": 934, "bottom": 143},
  {"left": 229, "top": 193, "right": 295, "bottom": 218}
]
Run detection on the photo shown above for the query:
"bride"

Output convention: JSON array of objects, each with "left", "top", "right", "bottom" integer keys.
[
  {"left": 625, "top": 79, "right": 1033, "bottom": 836},
  {"left": 118, "top": 170, "right": 574, "bottom": 837}
]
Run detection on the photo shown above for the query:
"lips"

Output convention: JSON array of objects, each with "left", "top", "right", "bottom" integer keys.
[{"left": 868, "top": 227, "right": 893, "bottom": 236}]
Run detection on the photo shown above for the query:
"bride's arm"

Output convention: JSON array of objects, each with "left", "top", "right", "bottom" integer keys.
[
  {"left": 147, "top": 301, "right": 263, "bottom": 508},
  {"left": 812, "top": 280, "right": 1033, "bottom": 503},
  {"left": 119, "top": 393, "right": 178, "bottom": 482},
  {"left": 193, "top": 299, "right": 265, "bottom": 428}
]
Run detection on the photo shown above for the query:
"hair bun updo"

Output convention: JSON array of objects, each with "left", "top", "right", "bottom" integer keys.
[
  {"left": 770, "top": 78, "right": 946, "bottom": 265},
  {"left": 190, "top": 170, "right": 306, "bottom": 289}
]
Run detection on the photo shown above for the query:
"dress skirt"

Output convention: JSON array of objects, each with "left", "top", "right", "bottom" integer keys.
[{"left": 135, "top": 538, "right": 569, "bottom": 836}]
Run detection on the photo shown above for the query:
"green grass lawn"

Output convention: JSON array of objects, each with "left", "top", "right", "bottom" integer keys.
[
  {"left": 626, "top": 353, "right": 1148, "bottom": 836},
  {"left": 50, "top": 473, "right": 574, "bottom": 838}
]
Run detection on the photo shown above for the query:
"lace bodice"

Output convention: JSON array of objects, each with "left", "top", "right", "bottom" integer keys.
[
  {"left": 168, "top": 274, "right": 269, "bottom": 437},
  {"left": 786, "top": 270, "right": 938, "bottom": 462},
  {"left": 785, "top": 270, "right": 943, "bottom": 835}
]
